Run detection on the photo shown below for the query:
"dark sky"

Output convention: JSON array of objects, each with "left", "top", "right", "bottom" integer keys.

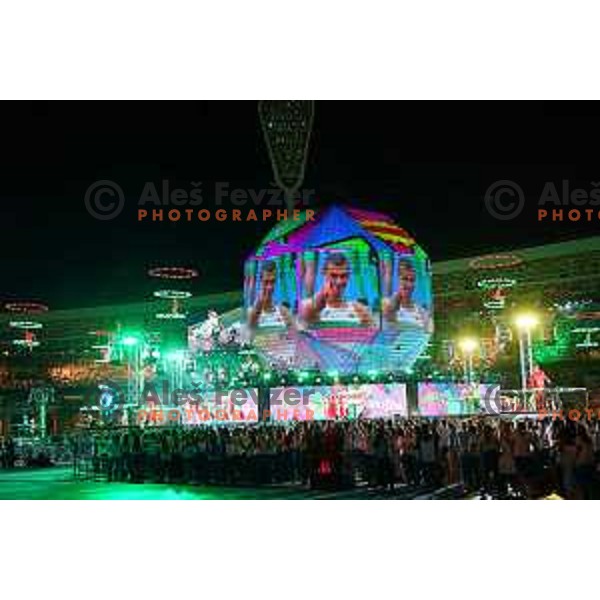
[{"left": 1, "top": 101, "right": 599, "bottom": 310}]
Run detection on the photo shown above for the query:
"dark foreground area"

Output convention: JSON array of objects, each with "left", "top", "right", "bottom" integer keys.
[{"left": 0, "top": 466, "right": 471, "bottom": 500}]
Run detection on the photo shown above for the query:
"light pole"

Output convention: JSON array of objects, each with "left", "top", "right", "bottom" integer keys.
[
  {"left": 29, "top": 386, "right": 53, "bottom": 439},
  {"left": 166, "top": 349, "right": 186, "bottom": 400},
  {"left": 458, "top": 337, "right": 478, "bottom": 384},
  {"left": 514, "top": 312, "right": 539, "bottom": 409},
  {"left": 122, "top": 334, "right": 143, "bottom": 415}
]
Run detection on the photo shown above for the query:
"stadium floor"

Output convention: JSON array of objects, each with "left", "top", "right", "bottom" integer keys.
[{"left": 0, "top": 467, "right": 456, "bottom": 500}]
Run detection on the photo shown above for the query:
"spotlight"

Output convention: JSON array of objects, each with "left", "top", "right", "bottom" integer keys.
[
  {"left": 515, "top": 312, "right": 540, "bottom": 331},
  {"left": 458, "top": 337, "right": 478, "bottom": 354}
]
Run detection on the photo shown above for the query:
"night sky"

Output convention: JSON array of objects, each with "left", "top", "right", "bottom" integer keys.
[{"left": 1, "top": 101, "right": 599, "bottom": 310}]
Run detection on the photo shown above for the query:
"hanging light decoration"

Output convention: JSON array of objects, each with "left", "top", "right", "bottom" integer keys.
[
  {"left": 148, "top": 266, "right": 198, "bottom": 320},
  {"left": 258, "top": 100, "right": 314, "bottom": 209},
  {"left": 5, "top": 300, "right": 48, "bottom": 350}
]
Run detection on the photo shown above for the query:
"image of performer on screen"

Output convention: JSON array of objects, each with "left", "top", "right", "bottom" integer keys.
[
  {"left": 300, "top": 252, "right": 374, "bottom": 327},
  {"left": 247, "top": 260, "right": 293, "bottom": 329},
  {"left": 382, "top": 259, "right": 431, "bottom": 330}
]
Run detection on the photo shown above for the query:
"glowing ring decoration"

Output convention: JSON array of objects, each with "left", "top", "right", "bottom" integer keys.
[
  {"left": 477, "top": 277, "right": 517, "bottom": 290},
  {"left": 483, "top": 300, "right": 505, "bottom": 310},
  {"left": 469, "top": 254, "right": 523, "bottom": 271},
  {"left": 153, "top": 290, "right": 193, "bottom": 299},
  {"left": 4, "top": 301, "right": 49, "bottom": 314},
  {"left": 9, "top": 320, "right": 43, "bottom": 329},
  {"left": 148, "top": 267, "right": 199, "bottom": 280},
  {"left": 12, "top": 339, "right": 40, "bottom": 347},
  {"left": 155, "top": 312, "right": 187, "bottom": 320}
]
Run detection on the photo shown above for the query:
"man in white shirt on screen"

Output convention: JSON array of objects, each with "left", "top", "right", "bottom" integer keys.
[
  {"left": 299, "top": 252, "right": 374, "bottom": 327},
  {"left": 382, "top": 259, "right": 432, "bottom": 332},
  {"left": 247, "top": 260, "right": 293, "bottom": 330}
]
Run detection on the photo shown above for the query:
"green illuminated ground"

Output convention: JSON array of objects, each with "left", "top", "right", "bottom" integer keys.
[
  {"left": 0, "top": 468, "right": 314, "bottom": 500},
  {"left": 0, "top": 467, "right": 438, "bottom": 500}
]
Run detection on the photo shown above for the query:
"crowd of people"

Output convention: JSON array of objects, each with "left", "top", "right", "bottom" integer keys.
[
  {"left": 72, "top": 415, "right": 600, "bottom": 498},
  {"left": 0, "top": 436, "right": 59, "bottom": 468},
  {"left": 0, "top": 437, "right": 15, "bottom": 468}
]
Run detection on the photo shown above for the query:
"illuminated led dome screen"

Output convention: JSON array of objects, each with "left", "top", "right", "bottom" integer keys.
[{"left": 244, "top": 205, "right": 433, "bottom": 374}]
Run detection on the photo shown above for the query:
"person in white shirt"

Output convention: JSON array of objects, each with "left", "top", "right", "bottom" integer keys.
[
  {"left": 299, "top": 253, "right": 374, "bottom": 327},
  {"left": 247, "top": 260, "right": 293, "bottom": 330},
  {"left": 382, "top": 259, "right": 432, "bottom": 332}
]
